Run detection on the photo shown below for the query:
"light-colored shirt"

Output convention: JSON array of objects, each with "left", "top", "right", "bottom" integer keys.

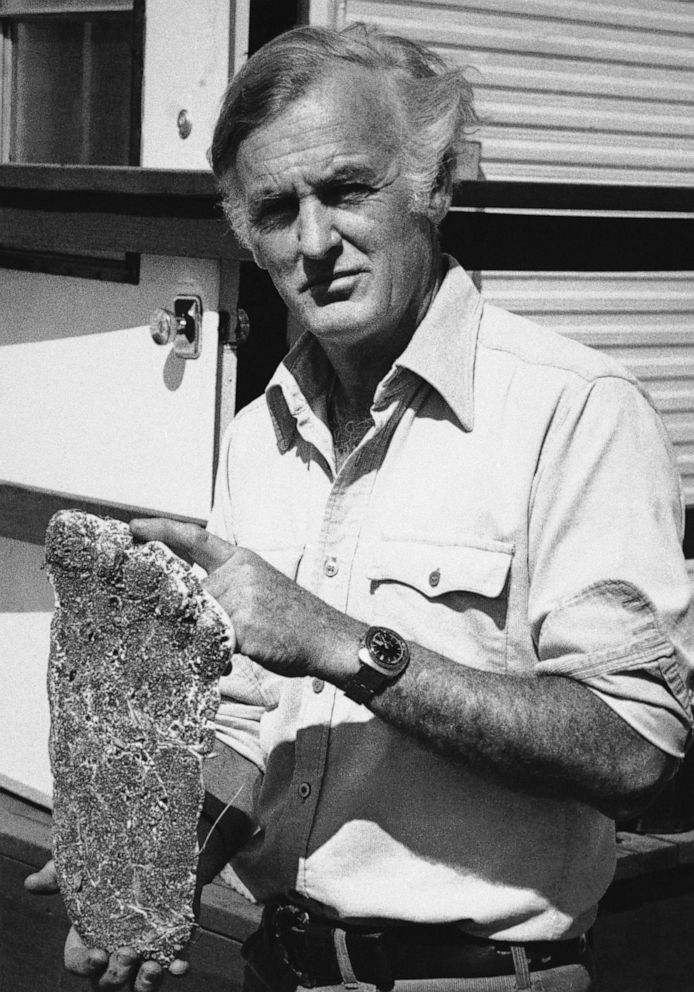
[{"left": 207, "top": 258, "right": 694, "bottom": 942}]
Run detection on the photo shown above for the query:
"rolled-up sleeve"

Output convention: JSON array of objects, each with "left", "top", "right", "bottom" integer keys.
[{"left": 529, "top": 375, "right": 694, "bottom": 758}]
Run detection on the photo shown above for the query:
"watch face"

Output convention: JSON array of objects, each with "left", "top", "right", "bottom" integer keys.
[{"left": 365, "top": 627, "right": 409, "bottom": 670}]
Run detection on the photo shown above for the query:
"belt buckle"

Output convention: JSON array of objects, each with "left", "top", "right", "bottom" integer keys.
[
  {"left": 271, "top": 905, "right": 316, "bottom": 987},
  {"left": 272, "top": 903, "right": 310, "bottom": 934}
]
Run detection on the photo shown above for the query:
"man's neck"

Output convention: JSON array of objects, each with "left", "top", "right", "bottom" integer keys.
[
  {"left": 327, "top": 376, "right": 373, "bottom": 470},
  {"left": 322, "top": 250, "right": 445, "bottom": 414}
]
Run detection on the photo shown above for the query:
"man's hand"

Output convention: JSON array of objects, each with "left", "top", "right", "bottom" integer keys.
[
  {"left": 130, "top": 518, "right": 363, "bottom": 682},
  {"left": 25, "top": 860, "right": 189, "bottom": 990}
]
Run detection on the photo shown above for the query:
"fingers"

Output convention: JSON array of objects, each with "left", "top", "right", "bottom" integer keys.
[
  {"left": 64, "top": 926, "right": 109, "bottom": 977},
  {"left": 132, "top": 958, "right": 175, "bottom": 991},
  {"left": 96, "top": 948, "right": 141, "bottom": 990},
  {"left": 64, "top": 927, "right": 183, "bottom": 990},
  {"left": 24, "top": 858, "right": 60, "bottom": 894},
  {"left": 130, "top": 518, "right": 235, "bottom": 574}
]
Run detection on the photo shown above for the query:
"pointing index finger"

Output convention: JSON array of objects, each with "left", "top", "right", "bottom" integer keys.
[{"left": 130, "top": 518, "right": 235, "bottom": 574}]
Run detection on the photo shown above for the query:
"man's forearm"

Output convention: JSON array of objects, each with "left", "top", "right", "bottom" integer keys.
[{"left": 319, "top": 621, "right": 676, "bottom": 821}]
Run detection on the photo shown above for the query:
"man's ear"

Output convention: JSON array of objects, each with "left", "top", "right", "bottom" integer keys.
[
  {"left": 251, "top": 245, "right": 268, "bottom": 270},
  {"left": 427, "top": 166, "right": 453, "bottom": 226}
]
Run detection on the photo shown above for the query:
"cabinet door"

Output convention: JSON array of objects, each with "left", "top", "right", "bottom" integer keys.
[{"left": 2, "top": 255, "right": 225, "bottom": 520}]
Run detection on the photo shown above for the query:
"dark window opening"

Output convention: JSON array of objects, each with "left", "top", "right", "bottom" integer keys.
[
  {"left": 0, "top": 1, "right": 144, "bottom": 282},
  {"left": 9, "top": 13, "right": 136, "bottom": 165}
]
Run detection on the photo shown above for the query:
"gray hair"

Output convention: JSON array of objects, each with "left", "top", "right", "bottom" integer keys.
[{"left": 210, "top": 23, "right": 478, "bottom": 246}]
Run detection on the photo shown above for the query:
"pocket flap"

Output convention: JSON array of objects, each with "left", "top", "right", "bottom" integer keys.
[{"left": 367, "top": 540, "right": 513, "bottom": 599}]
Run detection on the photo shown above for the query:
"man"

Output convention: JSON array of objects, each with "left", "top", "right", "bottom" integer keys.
[{"left": 27, "top": 22, "right": 694, "bottom": 992}]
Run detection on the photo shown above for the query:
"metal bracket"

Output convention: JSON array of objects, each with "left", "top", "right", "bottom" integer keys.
[
  {"left": 149, "top": 295, "right": 202, "bottom": 359},
  {"left": 218, "top": 308, "right": 251, "bottom": 351}
]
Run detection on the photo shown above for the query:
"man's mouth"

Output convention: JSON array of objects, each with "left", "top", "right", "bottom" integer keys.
[{"left": 302, "top": 270, "right": 363, "bottom": 292}]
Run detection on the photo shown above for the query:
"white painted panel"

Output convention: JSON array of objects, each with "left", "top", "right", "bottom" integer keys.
[
  {"left": 0, "top": 538, "right": 53, "bottom": 807},
  {"left": 141, "top": 0, "right": 229, "bottom": 168},
  {"left": 0, "top": 255, "right": 222, "bottom": 520}
]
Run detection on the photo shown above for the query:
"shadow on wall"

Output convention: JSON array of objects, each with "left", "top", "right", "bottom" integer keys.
[{"left": 0, "top": 536, "right": 54, "bottom": 613}]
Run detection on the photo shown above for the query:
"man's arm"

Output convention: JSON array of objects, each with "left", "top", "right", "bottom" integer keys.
[
  {"left": 368, "top": 646, "right": 677, "bottom": 821},
  {"left": 131, "top": 519, "right": 677, "bottom": 822}
]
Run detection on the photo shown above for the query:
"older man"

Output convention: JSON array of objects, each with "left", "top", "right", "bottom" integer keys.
[{"left": 28, "top": 22, "right": 694, "bottom": 992}]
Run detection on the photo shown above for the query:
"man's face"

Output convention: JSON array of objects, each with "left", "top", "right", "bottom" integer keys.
[{"left": 232, "top": 67, "right": 440, "bottom": 355}]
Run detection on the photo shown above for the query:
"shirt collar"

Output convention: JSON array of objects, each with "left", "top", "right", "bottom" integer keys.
[
  {"left": 265, "top": 256, "right": 482, "bottom": 452},
  {"left": 387, "top": 256, "right": 482, "bottom": 432}
]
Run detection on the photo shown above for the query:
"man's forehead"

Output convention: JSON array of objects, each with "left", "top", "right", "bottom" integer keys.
[
  {"left": 244, "top": 156, "right": 386, "bottom": 202},
  {"left": 235, "top": 67, "right": 401, "bottom": 192}
]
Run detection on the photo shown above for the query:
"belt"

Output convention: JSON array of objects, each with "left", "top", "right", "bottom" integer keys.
[{"left": 260, "top": 903, "right": 590, "bottom": 990}]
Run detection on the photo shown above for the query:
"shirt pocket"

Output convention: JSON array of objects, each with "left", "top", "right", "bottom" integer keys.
[{"left": 366, "top": 538, "right": 514, "bottom": 671}]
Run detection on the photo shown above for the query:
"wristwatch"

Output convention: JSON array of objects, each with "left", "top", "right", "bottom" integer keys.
[{"left": 343, "top": 626, "right": 410, "bottom": 705}]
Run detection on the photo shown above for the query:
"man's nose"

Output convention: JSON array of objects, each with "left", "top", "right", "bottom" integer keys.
[{"left": 298, "top": 198, "right": 340, "bottom": 257}]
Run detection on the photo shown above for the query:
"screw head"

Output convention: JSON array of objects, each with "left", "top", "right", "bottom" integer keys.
[{"left": 177, "top": 109, "right": 192, "bottom": 139}]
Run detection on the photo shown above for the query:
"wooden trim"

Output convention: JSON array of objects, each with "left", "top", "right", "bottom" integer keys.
[
  {"left": 0, "top": 186, "right": 222, "bottom": 216},
  {"left": 0, "top": 163, "right": 219, "bottom": 194},
  {"left": 453, "top": 181, "right": 694, "bottom": 214},
  {"left": 0, "top": 206, "right": 246, "bottom": 259},
  {"left": 442, "top": 212, "right": 694, "bottom": 271},
  {"left": 128, "top": 0, "right": 144, "bottom": 166},
  {"left": 0, "top": 246, "right": 139, "bottom": 281},
  {"left": 0, "top": 484, "right": 206, "bottom": 546},
  {"left": 683, "top": 507, "right": 694, "bottom": 559},
  {"left": 0, "top": 165, "right": 250, "bottom": 259},
  {"left": 1, "top": 1, "right": 134, "bottom": 12}
]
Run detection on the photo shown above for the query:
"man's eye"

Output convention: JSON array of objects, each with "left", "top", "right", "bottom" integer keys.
[
  {"left": 325, "top": 183, "right": 371, "bottom": 205},
  {"left": 252, "top": 200, "right": 297, "bottom": 230}
]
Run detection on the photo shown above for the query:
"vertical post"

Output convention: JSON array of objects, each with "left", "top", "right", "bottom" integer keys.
[
  {"left": 80, "top": 20, "right": 93, "bottom": 164},
  {"left": 0, "top": 22, "right": 14, "bottom": 162},
  {"left": 228, "top": 0, "right": 251, "bottom": 78},
  {"left": 212, "top": 255, "right": 241, "bottom": 488}
]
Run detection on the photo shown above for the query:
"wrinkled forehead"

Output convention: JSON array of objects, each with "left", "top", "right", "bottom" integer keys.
[{"left": 230, "top": 65, "right": 404, "bottom": 192}]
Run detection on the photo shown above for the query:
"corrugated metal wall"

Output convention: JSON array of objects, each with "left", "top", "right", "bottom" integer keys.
[{"left": 332, "top": 0, "right": 694, "bottom": 502}]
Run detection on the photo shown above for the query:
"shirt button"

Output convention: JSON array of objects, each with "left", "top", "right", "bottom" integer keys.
[
  {"left": 298, "top": 782, "right": 311, "bottom": 800},
  {"left": 312, "top": 678, "right": 324, "bottom": 693},
  {"left": 429, "top": 568, "right": 441, "bottom": 588},
  {"left": 323, "top": 556, "right": 339, "bottom": 578}
]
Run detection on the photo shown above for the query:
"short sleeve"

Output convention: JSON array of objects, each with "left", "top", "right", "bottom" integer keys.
[{"left": 528, "top": 375, "right": 694, "bottom": 757}]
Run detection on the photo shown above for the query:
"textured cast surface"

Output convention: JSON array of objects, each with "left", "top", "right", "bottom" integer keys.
[{"left": 45, "top": 510, "right": 234, "bottom": 965}]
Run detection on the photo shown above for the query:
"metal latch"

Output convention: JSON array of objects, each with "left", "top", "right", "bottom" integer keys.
[{"left": 150, "top": 295, "right": 202, "bottom": 359}]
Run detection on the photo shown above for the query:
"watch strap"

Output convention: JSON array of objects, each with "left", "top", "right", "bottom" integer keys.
[{"left": 343, "top": 649, "right": 391, "bottom": 705}]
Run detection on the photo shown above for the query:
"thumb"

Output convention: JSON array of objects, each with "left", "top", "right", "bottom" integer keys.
[
  {"left": 24, "top": 858, "right": 60, "bottom": 894},
  {"left": 130, "top": 518, "right": 236, "bottom": 574}
]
